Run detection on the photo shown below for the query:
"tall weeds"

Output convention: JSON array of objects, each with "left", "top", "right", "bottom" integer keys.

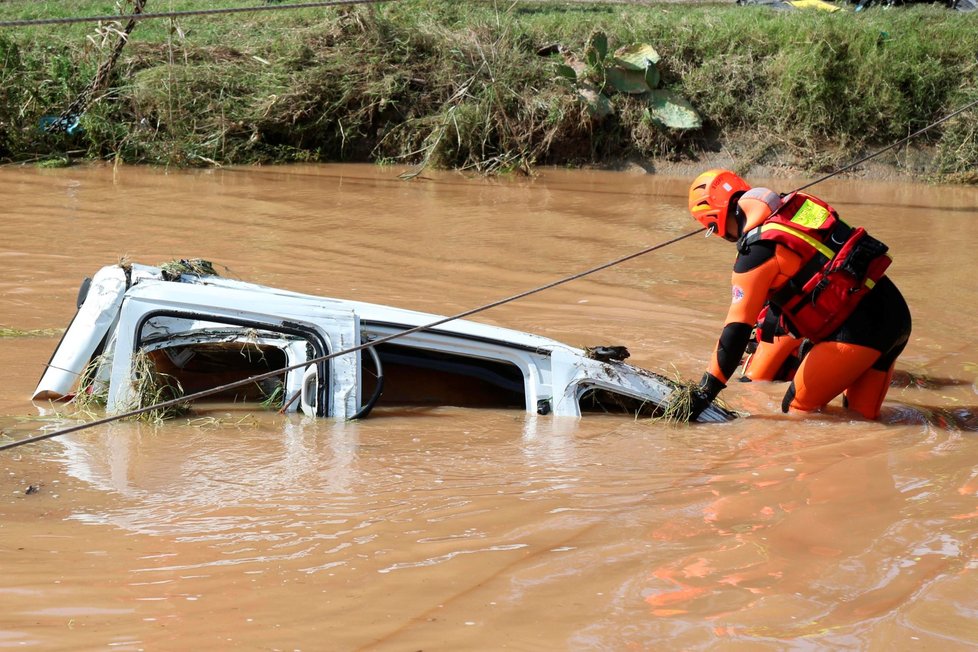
[{"left": 1, "top": 1, "right": 975, "bottom": 179}]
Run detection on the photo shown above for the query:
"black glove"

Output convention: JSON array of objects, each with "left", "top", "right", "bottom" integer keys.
[
  {"left": 669, "top": 373, "right": 726, "bottom": 422},
  {"left": 683, "top": 388, "right": 713, "bottom": 423}
]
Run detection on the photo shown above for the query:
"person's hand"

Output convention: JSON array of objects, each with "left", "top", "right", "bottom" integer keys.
[{"left": 666, "top": 373, "right": 725, "bottom": 423}]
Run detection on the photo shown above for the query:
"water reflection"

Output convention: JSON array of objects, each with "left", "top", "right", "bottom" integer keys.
[
  {"left": 56, "top": 415, "right": 367, "bottom": 533},
  {"left": 520, "top": 414, "right": 579, "bottom": 467},
  {"left": 663, "top": 436, "right": 969, "bottom": 632},
  {"left": 281, "top": 418, "right": 360, "bottom": 495}
]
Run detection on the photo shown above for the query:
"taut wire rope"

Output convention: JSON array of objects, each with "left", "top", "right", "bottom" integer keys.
[
  {"left": 2, "top": 87, "right": 976, "bottom": 451},
  {"left": 0, "top": 0, "right": 396, "bottom": 28},
  {"left": 44, "top": 0, "right": 148, "bottom": 134},
  {"left": 0, "top": 228, "right": 704, "bottom": 452}
]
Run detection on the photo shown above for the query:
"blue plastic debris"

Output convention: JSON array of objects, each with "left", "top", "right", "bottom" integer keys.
[{"left": 39, "top": 114, "right": 83, "bottom": 135}]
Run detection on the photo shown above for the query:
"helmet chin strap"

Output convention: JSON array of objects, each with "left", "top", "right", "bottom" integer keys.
[{"left": 705, "top": 224, "right": 716, "bottom": 238}]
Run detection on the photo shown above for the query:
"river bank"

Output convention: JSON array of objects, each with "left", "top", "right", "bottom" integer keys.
[{"left": 1, "top": 1, "right": 976, "bottom": 182}]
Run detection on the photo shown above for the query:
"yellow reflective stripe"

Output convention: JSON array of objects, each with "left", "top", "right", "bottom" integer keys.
[
  {"left": 863, "top": 255, "right": 893, "bottom": 289},
  {"left": 760, "top": 223, "right": 835, "bottom": 259},
  {"left": 759, "top": 225, "right": 893, "bottom": 290}
]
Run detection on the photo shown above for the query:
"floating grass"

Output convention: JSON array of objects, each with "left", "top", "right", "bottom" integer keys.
[
  {"left": 70, "top": 353, "right": 112, "bottom": 414},
  {"left": 126, "top": 350, "right": 191, "bottom": 423},
  {"left": 184, "top": 415, "right": 260, "bottom": 429},
  {"left": 0, "top": 327, "right": 65, "bottom": 338},
  {"left": 36, "top": 156, "right": 71, "bottom": 168},
  {"left": 651, "top": 370, "right": 734, "bottom": 425},
  {"left": 654, "top": 378, "right": 703, "bottom": 425},
  {"left": 66, "top": 350, "right": 190, "bottom": 422},
  {"left": 258, "top": 380, "right": 285, "bottom": 411}
]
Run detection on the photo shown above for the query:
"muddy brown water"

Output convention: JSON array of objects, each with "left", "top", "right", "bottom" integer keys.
[{"left": 1, "top": 163, "right": 976, "bottom": 651}]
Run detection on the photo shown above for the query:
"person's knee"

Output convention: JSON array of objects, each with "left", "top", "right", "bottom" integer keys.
[{"left": 844, "top": 368, "right": 892, "bottom": 420}]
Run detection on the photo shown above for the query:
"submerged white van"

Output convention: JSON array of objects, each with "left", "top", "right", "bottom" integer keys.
[{"left": 33, "top": 262, "right": 734, "bottom": 423}]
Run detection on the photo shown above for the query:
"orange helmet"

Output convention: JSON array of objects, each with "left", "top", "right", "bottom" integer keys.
[{"left": 688, "top": 169, "right": 751, "bottom": 241}]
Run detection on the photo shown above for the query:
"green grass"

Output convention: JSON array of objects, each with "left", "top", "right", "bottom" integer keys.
[{"left": 1, "top": 0, "right": 975, "bottom": 178}]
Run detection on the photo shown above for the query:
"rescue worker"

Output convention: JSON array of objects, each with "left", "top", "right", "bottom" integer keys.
[{"left": 676, "top": 169, "right": 911, "bottom": 421}]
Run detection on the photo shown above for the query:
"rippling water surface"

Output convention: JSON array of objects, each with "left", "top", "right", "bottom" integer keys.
[{"left": 1, "top": 164, "right": 976, "bottom": 650}]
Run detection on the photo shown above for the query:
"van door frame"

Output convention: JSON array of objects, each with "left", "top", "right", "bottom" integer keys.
[
  {"left": 132, "top": 310, "right": 330, "bottom": 415},
  {"left": 105, "top": 294, "right": 360, "bottom": 418}
]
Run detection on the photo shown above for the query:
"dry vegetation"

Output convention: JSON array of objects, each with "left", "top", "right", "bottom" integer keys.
[{"left": 0, "top": 0, "right": 976, "bottom": 180}]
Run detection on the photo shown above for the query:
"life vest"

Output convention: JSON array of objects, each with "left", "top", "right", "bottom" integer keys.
[{"left": 738, "top": 192, "right": 892, "bottom": 342}]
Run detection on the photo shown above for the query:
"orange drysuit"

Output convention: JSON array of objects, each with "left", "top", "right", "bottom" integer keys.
[{"left": 705, "top": 189, "right": 911, "bottom": 419}]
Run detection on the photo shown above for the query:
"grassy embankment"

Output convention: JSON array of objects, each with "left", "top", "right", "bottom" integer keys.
[{"left": 0, "top": 0, "right": 976, "bottom": 180}]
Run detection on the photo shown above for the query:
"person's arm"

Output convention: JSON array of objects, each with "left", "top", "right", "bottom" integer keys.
[
  {"left": 686, "top": 247, "right": 782, "bottom": 419},
  {"left": 706, "top": 255, "right": 780, "bottom": 385}
]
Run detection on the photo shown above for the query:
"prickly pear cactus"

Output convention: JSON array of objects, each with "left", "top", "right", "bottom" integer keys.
[
  {"left": 549, "top": 31, "right": 700, "bottom": 130},
  {"left": 646, "top": 89, "right": 702, "bottom": 130}
]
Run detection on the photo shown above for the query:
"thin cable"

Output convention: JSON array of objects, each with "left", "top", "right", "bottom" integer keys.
[
  {"left": 0, "top": 0, "right": 393, "bottom": 28},
  {"left": 793, "top": 96, "right": 978, "bottom": 193},
  {"left": 0, "top": 227, "right": 704, "bottom": 452}
]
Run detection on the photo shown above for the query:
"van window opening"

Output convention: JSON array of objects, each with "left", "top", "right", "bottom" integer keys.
[
  {"left": 129, "top": 311, "right": 333, "bottom": 414},
  {"left": 365, "top": 343, "right": 525, "bottom": 409},
  {"left": 147, "top": 342, "right": 289, "bottom": 403},
  {"left": 578, "top": 386, "right": 662, "bottom": 418}
]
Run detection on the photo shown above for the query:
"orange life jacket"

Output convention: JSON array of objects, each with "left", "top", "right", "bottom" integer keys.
[{"left": 738, "top": 192, "right": 892, "bottom": 342}]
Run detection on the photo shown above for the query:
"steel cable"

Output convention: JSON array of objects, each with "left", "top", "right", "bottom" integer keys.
[
  {"left": 1, "top": 18, "right": 975, "bottom": 449},
  {"left": 0, "top": 0, "right": 395, "bottom": 28},
  {"left": 0, "top": 228, "right": 704, "bottom": 452}
]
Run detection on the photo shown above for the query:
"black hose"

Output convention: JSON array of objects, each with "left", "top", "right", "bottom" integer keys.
[{"left": 349, "top": 344, "right": 384, "bottom": 420}]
